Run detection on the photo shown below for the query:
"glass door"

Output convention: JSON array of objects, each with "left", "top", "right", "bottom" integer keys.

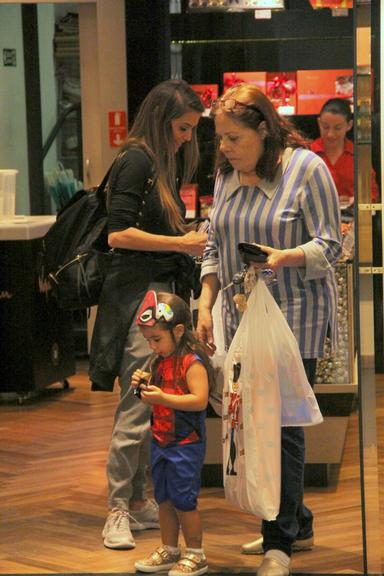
[
  {"left": 355, "top": 0, "right": 384, "bottom": 573},
  {"left": 171, "top": 3, "right": 365, "bottom": 574}
]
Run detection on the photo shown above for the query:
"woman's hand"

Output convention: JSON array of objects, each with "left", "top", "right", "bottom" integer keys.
[
  {"left": 196, "top": 308, "right": 216, "bottom": 356},
  {"left": 254, "top": 244, "right": 305, "bottom": 273},
  {"left": 179, "top": 231, "right": 208, "bottom": 257}
]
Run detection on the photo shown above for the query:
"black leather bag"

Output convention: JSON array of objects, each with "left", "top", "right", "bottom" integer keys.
[
  {"left": 40, "top": 157, "right": 156, "bottom": 311},
  {"left": 39, "top": 168, "right": 114, "bottom": 311},
  {"left": 47, "top": 241, "right": 113, "bottom": 311}
]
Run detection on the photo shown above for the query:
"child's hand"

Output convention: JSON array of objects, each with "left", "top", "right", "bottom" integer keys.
[
  {"left": 140, "top": 384, "right": 164, "bottom": 405},
  {"left": 131, "top": 369, "right": 150, "bottom": 388}
]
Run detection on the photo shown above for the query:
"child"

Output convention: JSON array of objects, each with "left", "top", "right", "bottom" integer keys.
[{"left": 132, "top": 290, "right": 212, "bottom": 576}]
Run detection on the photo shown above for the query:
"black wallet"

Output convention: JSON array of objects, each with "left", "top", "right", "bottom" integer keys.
[{"left": 238, "top": 242, "right": 268, "bottom": 264}]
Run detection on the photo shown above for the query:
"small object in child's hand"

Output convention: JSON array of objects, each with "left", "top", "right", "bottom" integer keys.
[{"left": 133, "top": 378, "right": 148, "bottom": 399}]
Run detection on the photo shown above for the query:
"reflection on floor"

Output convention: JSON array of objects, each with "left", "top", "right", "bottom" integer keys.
[{"left": 1, "top": 363, "right": 380, "bottom": 575}]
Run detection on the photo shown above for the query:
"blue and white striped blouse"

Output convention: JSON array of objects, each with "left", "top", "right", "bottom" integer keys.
[{"left": 201, "top": 147, "right": 342, "bottom": 358}]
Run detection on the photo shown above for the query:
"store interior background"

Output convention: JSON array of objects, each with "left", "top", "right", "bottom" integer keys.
[{"left": 0, "top": 0, "right": 383, "bottom": 574}]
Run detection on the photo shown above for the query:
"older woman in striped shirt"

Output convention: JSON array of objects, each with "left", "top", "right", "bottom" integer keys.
[{"left": 197, "top": 84, "right": 342, "bottom": 576}]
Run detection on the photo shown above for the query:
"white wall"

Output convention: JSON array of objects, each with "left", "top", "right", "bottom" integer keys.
[
  {"left": 0, "top": 4, "right": 29, "bottom": 214},
  {"left": 0, "top": 1, "right": 96, "bottom": 212},
  {"left": 0, "top": 1, "right": 127, "bottom": 214},
  {"left": 0, "top": 4, "right": 76, "bottom": 215}
]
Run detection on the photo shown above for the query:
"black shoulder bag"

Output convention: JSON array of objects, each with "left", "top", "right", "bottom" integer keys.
[{"left": 39, "top": 166, "right": 114, "bottom": 311}]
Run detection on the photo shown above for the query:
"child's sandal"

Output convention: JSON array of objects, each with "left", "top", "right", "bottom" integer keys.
[
  {"left": 168, "top": 552, "right": 208, "bottom": 576},
  {"left": 135, "top": 546, "right": 180, "bottom": 573}
]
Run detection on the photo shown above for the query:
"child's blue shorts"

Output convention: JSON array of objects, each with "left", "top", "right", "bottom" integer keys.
[{"left": 151, "top": 441, "right": 206, "bottom": 512}]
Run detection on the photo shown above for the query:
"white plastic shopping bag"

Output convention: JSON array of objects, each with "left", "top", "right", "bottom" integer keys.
[
  {"left": 222, "top": 282, "right": 281, "bottom": 521},
  {"left": 222, "top": 278, "right": 323, "bottom": 521},
  {"left": 257, "top": 280, "right": 323, "bottom": 428}
]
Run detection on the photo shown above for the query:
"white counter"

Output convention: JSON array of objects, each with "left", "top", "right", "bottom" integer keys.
[{"left": 0, "top": 215, "right": 56, "bottom": 241}]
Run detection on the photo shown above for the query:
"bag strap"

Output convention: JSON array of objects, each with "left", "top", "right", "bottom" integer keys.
[
  {"left": 96, "top": 162, "right": 118, "bottom": 205},
  {"left": 104, "top": 149, "right": 155, "bottom": 212}
]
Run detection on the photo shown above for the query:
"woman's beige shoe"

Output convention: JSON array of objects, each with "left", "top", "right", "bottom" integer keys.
[
  {"left": 242, "top": 535, "right": 314, "bottom": 555},
  {"left": 256, "top": 558, "right": 290, "bottom": 576}
]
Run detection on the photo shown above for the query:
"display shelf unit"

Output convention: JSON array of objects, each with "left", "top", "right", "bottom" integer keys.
[
  {"left": 308, "top": 262, "right": 357, "bottom": 485},
  {"left": 0, "top": 217, "right": 76, "bottom": 403}
]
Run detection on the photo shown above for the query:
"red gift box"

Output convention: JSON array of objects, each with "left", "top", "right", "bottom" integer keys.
[
  {"left": 191, "top": 84, "right": 219, "bottom": 111},
  {"left": 308, "top": 0, "right": 352, "bottom": 7},
  {"left": 223, "top": 72, "right": 266, "bottom": 94},
  {"left": 180, "top": 184, "right": 198, "bottom": 219},
  {"left": 297, "top": 69, "right": 353, "bottom": 115}
]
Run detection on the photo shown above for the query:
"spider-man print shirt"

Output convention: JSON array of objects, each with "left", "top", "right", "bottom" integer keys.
[{"left": 151, "top": 353, "right": 206, "bottom": 448}]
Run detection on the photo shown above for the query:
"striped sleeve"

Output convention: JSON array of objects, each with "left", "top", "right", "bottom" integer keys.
[{"left": 297, "top": 157, "right": 342, "bottom": 281}]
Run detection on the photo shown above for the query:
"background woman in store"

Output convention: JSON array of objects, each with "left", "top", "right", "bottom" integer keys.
[
  {"left": 89, "top": 80, "right": 206, "bottom": 550},
  {"left": 311, "top": 97, "right": 378, "bottom": 209},
  {"left": 197, "top": 84, "right": 342, "bottom": 576}
]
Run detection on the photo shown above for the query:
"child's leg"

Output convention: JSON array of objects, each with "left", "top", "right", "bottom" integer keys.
[
  {"left": 160, "top": 500, "right": 180, "bottom": 547},
  {"left": 166, "top": 445, "right": 208, "bottom": 576},
  {"left": 169, "top": 508, "right": 207, "bottom": 576},
  {"left": 178, "top": 509, "right": 203, "bottom": 549},
  {"left": 135, "top": 500, "right": 181, "bottom": 573}
]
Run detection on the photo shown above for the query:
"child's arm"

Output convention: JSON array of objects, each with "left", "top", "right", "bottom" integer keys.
[{"left": 140, "top": 362, "right": 209, "bottom": 411}]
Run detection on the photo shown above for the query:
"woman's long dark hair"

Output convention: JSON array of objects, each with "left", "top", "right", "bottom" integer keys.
[
  {"left": 124, "top": 80, "right": 204, "bottom": 232},
  {"left": 149, "top": 292, "right": 214, "bottom": 393},
  {"left": 213, "top": 84, "right": 309, "bottom": 182}
]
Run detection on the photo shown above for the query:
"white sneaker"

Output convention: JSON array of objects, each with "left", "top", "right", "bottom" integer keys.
[
  {"left": 129, "top": 499, "right": 160, "bottom": 531},
  {"left": 102, "top": 508, "right": 136, "bottom": 549}
]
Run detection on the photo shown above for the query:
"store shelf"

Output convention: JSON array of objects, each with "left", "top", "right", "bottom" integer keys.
[{"left": 314, "top": 383, "right": 357, "bottom": 394}]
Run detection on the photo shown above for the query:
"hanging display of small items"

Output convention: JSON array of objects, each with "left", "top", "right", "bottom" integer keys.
[
  {"left": 296, "top": 69, "right": 353, "bottom": 114},
  {"left": 315, "top": 263, "right": 354, "bottom": 385}
]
